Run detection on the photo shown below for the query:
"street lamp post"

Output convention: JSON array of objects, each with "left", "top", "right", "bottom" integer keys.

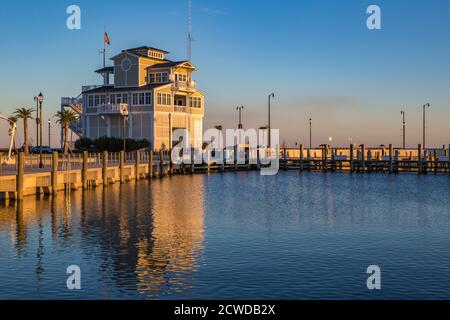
[
  {"left": 123, "top": 115, "right": 128, "bottom": 152},
  {"left": 34, "top": 96, "right": 39, "bottom": 152},
  {"left": 168, "top": 113, "right": 172, "bottom": 150},
  {"left": 309, "top": 118, "right": 312, "bottom": 149},
  {"left": 400, "top": 110, "right": 406, "bottom": 149},
  {"left": 423, "top": 103, "right": 430, "bottom": 149},
  {"left": 48, "top": 119, "right": 51, "bottom": 148},
  {"left": 236, "top": 106, "right": 244, "bottom": 129},
  {"left": 268, "top": 93, "right": 275, "bottom": 148},
  {"left": 37, "top": 92, "right": 44, "bottom": 168}
]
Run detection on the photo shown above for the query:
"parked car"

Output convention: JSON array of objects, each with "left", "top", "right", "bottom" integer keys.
[{"left": 31, "top": 146, "right": 53, "bottom": 154}]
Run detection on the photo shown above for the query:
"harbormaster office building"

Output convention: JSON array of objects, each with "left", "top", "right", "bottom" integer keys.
[{"left": 72, "top": 46, "right": 205, "bottom": 150}]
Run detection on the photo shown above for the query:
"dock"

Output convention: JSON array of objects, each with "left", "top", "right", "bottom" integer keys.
[{"left": 0, "top": 143, "right": 449, "bottom": 201}]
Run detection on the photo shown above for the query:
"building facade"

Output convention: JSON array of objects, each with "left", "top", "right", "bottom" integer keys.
[{"left": 80, "top": 46, "right": 204, "bottom": 150}]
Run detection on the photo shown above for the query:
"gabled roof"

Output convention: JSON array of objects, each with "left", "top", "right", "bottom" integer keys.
[{"left": 147, "top": 61, "right": 197, "bottom": 70}]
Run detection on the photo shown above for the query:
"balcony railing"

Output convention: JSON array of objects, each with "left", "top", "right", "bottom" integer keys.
[
  {"left": 174, "top": 106, "right": 188, "bottom": 113},
  {"left": 98, "top": 103, "right": 129, "bottom": 116},
  {"left": 173, "top": 80, "right": 196, "bottom": 91}
]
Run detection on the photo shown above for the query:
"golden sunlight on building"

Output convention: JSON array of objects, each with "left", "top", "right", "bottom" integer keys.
[{"left": 63, "top": 46, "right": 205, "bottom": 150}]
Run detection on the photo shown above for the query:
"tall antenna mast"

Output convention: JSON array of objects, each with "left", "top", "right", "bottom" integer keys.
[{"left": 187, "top": 0, "right": 193, "bottom": 61}]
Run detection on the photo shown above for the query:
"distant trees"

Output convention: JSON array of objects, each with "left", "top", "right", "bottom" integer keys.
[{"left": 75, "top": 136, "right": 149, "bottom": 152}]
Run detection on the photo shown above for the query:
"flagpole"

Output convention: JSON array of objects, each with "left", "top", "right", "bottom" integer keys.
[{"left": 103, "top": 29, "right": 106, "bottom": 68}]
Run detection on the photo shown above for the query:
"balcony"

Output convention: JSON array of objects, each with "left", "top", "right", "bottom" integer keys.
[
  {"left": 98, "top": 103, "right": 129, "bottom": 116},
  {"left": 173, "top": 80, "right": 196, "bottom": 92},
  {"left": 174, "top": 106, "right": 188, "bottom": 113}
]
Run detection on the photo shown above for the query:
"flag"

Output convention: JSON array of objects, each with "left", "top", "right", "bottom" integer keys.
[{"left": 104, "top": 32, "right": 110, "bottom": 46}]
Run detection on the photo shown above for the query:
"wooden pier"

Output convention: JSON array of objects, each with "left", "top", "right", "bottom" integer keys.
[{"left": 0, "top": 143, "right": 449, "bottom": 201}]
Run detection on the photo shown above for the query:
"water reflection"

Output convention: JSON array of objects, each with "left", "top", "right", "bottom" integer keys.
[
  {"left": 1, "top": 172, "right": 450, "bottom": 299},
  {"left": 135, "top": 178, "right": 205, "bottom": 296},
  {"left": 0, "top": 176, "right": 205, "bottom": 299}
]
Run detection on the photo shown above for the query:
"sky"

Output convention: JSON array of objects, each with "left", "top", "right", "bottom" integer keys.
[{"left": 0, "top": 0, "right": 449, "bottom": 148}]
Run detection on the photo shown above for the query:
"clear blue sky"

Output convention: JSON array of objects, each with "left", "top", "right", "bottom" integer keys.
[{"left": 1, "top": 0, "right": 449, "bottom": 147}]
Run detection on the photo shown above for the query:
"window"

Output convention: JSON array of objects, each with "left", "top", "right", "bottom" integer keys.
[
  {"left": 111, "top": 93, "right": 128, "bottom": 104},
  {"left": 88, "top": 94, "right": 106, "bottom": 107},
  {"left": 157, "top": 93, "right": 172, "bottom": 106},
  {"left": 132, "top": 92, "right": 152, "bottom": 106},
  {"left": 150, "top": 51, "right": 163, "bottom": 59},
  {"left": 175, "top": 74, "right": 187, "bottom": 82},
  {"left": 149, "top": 72, "right": 168, "bottom": 84},
  {"left": 189, "top": 97, "right": 202, "bottom": 108}
]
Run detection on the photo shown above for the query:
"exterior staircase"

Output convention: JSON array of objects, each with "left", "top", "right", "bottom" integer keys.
[{"left": 61, "top": 95, "right": 83, "bottom": 138}]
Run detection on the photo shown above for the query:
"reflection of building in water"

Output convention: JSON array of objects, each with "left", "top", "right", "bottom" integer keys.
[
  {"left": 135, "top": 177, "right": 205, "bottom": 296},
  {"left": 77, "top": 177, "right": 205, "bottom": 297},
  {"left": 0, "top": 176, "right": 204, "bottom": 298}
]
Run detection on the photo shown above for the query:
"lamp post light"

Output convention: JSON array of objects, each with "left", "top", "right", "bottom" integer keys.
[
  {"left": 236, "top": 106, "right": 244, "bottom": 129},
  {"left": 422, "top": 103, "right": 430, "bottom": 149},
  {"left": 36, "top": 92, "right": 44, "bottom": 168},
  {"left": 268, "top": 93, "right": 275, "bottom": 148},
  {"left": 400, "top": 110, "right": 406, "bottom": 149}
]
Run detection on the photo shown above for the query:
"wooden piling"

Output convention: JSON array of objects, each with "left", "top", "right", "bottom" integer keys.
[
  {"left": 389, "top": 144, "right": 393, "bottom": 173},
  {"left": 448, "top": 144, "right": 450, "bottom": 176},
  {"left": 323, "top": 145, "right": 328, "bottom": 172},
  {"left": 418, "top": 144, "right": 423, "bottom": 174},
  {"left": 148, "top": 149, "right": 153, "bottom": 179},
  {"left": 227, "top": 147, "right": 230, "bottom": 172},
  {"left": 234, "top": 145, "right": 238, "bottom": 171},
  {"left": 350, "top": 144, "right": 354, "bottom": 173},
  {"left": 190, "top": 147, "right": 195, "bottom": 175},
  {"left": 361, "top": 144, "right": 366, "bottom": 173},
  {"left": 135, "top": 150, "right": 140, "bottom": 181},
  {"left": 82, "top": 151, "right": 88, "bottom": 189},
  {"left": 119, "top": 151, "right": 125, "bottom": 183},
  {"left": 168, "top": 149, "right": 173, "bottom": 176},
  {"left": 159, "top": 149, "right": 164, "bottom": 177},
  {"left": 102, "top": 151, "right": 108, "bottom": 186},
  {"left": 299, "top": 144, "right": 303, "bottom": 172},
  {"left": 16, "top": 152, "right": 24, "bottom": 200},
  {"left": 51, "top": 151, "right": 59, "bottom": 194}
]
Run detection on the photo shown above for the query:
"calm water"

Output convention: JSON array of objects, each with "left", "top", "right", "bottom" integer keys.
[{"left": 1, "top": 172, "right": 450, "bottom": 300}]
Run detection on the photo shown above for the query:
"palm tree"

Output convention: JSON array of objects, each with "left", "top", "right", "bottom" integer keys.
[
  {"left": 55, "top": 109, "right": 78, "bottom": 154},
  {"left": 14, "top": 108, "right": 34, "bottom": 155},
  {"left": 7, "top": 116, "right": 18, "bottom": 152}
]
